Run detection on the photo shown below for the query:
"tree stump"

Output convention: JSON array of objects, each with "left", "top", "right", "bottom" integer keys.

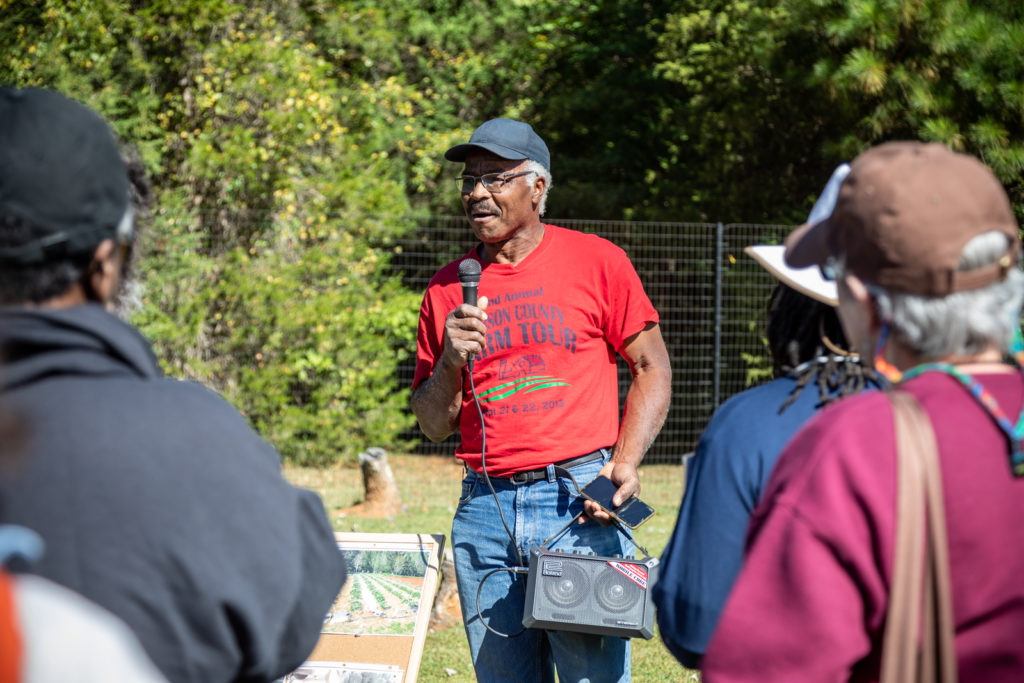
[
  {"left": 357, "top": 447, "right": 402, "bottom": 517},
  {"left": 429, "top": 547, "right": 463, "bottom": 631}
]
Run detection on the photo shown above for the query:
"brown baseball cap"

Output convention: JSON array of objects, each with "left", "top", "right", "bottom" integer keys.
[{"left": 785, "top": 141, "right": 1020, "bottom": 296}]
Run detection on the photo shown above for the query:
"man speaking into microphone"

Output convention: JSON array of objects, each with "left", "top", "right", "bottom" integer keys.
[{"left": 410, "top": 118, "right": 671, "bottom": 682}]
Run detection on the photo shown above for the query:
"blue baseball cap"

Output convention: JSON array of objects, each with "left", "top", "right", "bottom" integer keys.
[{"left": 444, "top": 118, "right": 550, "bottom": 172}]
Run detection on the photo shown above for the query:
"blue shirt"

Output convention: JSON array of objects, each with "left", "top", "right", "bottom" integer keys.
[{"left": 652, "top": 373, "right": 871, "bottom": 668}]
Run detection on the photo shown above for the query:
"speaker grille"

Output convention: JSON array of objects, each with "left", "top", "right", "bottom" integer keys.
[
  {"left": 523, "top": 547, "right": 659, "bottom": 639},
  {"left": 594, "top": 566, "right": 642, "bottom": 614},
  {"left": 541, "top": 560, "right": 590, "bottom": 609}
]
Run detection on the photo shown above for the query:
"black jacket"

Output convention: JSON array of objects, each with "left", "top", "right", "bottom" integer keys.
[{"left": 0, "top": 305, "right": 346, "bottom": 683}]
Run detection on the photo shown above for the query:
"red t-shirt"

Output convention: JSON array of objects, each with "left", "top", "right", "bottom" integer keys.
[
  {"left": 702, "top": 371, "right": 1024, "bottom": 682},
  {"left": 412, "top": 224, "right": 658, "bottom": 475}
]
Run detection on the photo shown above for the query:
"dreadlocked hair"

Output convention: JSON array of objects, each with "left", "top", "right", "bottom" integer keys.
[{"left": 765, "top": 282, "right": 883, "bottom": 414}]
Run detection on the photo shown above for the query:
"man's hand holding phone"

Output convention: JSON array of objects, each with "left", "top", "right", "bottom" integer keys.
[{"left": 580, "top": 461, "right": 655, "bottom": 529}]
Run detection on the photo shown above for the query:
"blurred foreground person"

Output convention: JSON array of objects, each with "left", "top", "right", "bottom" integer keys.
[
  {"left": 703, "top": 142, "right": 1024, "bottom": 681},
  {"left": 0, "top": 86, "right": 346, "bottom": 683},
  {"left": 0, "top": 413, "right": 168, "bottom": 682},
  {"left": 653, "top": 238, "right": 880, "bottom": 668}
]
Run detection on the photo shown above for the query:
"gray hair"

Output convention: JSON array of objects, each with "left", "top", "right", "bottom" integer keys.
[
  {"left": 865, "top": 231, "right": 1024, "bottom": 359},
  {"left": 524, "top": 160, "right": 552, "bottom": 216}
]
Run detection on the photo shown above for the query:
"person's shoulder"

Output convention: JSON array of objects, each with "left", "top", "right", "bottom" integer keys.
[
  {"left": 544, "top": 225, "right": 635, "bottom": 276},
  {"left": 426, "top": 258, "right": 462, "bottom": 288},
  {"left": 804, "top": 386, "right": 891, "bottom": 434},
  {"left": 696, "top": 377, "right": 811, "bottom": 466},
  {"left": 714, "top": 376, "right": 802, "bottom": 418},
  {"left": 127, "top": 377, "right": 267, "bottom": 438},
  {"left": 147, "top": 375, "right": 236, "bottom": 404},
  {"left": 427, "top": 247, "right": 482, "bottom": 289},
  {"left": 15, "top": 573, "right": 122, "bottom": 630},
  {"left": 759, "top": 388, "right": 893, "bottom": 505},
  {"left": 546, "top": 224, "right": 625, "bottom": 253},
  {"left": 15, "top": 574, "right": 170, "bottom": 682}
]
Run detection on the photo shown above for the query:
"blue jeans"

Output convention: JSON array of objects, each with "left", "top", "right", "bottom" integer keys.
[{"left": 452, "top": 453, "right": 633, "bottom": 683}]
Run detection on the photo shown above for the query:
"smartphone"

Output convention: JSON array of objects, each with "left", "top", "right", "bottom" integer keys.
[{"left": 579, "top": 475, "right": 655, "bottom": 529}]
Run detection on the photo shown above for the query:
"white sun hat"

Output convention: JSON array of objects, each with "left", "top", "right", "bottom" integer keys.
[
  {"left": 744, "top": 244, "right": 838, "bottom": 306},
  {"left": 744, "top": 163, "right": 852, "bottom": 307}
]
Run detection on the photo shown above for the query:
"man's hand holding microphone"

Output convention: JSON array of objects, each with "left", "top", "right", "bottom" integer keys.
[{"left": 443, "top": 259, "right": 488, "bottom": 372}]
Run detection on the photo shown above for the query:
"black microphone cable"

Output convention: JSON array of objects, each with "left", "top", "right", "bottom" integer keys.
[
  {"left": 459, "top": 258, "right": 528, "bottom": 638},
  {"left": 466, "top": 355, "right": 525, "bottom": 570},
  {"left": 467, "top": 369, "right": 528, "bottom": 639},
  {"left": 457, "top": 259, "right": 523, "bottom": 567}
]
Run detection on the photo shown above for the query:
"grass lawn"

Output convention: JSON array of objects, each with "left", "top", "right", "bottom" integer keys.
[{"left": 285, "top": 454, "right": 701, "bottom": 682}]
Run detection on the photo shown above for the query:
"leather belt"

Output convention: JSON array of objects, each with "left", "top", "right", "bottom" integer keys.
[{"left": 497, "top": 449, "right": 608, "bottom": 484}]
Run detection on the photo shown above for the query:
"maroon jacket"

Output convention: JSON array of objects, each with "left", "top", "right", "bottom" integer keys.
[{"left": 704, "top": 371, "right": 1024, "bottom": 682}]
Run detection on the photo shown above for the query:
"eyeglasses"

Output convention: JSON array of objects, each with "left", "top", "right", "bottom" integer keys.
[
  {"left": 819, "top": 257, "right": 839, "bottom": 282},
  {"left": 115, "top": 207, "right": 136, "bottom": 265},
  {"left": 455, "top": 171, "right": 535, "bottom": 194},
  {"left": 117, "top": 237, "right": 135, "bottom": 266}
]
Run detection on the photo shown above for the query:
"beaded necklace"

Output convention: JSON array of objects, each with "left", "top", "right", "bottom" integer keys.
[{"left": 874, "top": 325, "right": 1024, "bottom": 477}]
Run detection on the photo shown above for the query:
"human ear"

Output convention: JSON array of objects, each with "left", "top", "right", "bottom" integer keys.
[
  {"left": 843, "top": 273, "right": 896, "bottom": 350},
  {"left": 531, "top": 175, "right": 546, "bottom": 208},
  {"left": 841, "top": 273, "right": 868, "bottom": 303},
  {"left": 85, "top": 239, "right": 121, "bottom": 305}
]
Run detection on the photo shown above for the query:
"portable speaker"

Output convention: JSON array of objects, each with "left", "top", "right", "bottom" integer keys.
[{"left": 522, "top": 545, "right": 659, "bottom": 639}]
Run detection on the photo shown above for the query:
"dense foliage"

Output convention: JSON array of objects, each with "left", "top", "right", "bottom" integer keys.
[{"left": 2, "top": 0, "right": 1021, "bottom": 464}]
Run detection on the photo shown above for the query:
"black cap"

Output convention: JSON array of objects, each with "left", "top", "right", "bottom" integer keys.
[
  {"left": 0, "top": 87, "right": 129, "bottom": 265},
  {"left": 444, "top": 118, "right": 550, "bottom": 172}
]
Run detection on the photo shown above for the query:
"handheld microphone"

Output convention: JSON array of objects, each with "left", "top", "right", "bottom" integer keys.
[
  {"left": 458, "top": 259, "right": 482, "bottom": 372},
  {"left": 457, "top": 258, "right": 481, "bottom": 307}
]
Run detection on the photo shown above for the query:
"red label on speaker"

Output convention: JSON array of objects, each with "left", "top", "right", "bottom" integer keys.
[{"left": 608, "top": 561, "right": 648, "bottom": 589}]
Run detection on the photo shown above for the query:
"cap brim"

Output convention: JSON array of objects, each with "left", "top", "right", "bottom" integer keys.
[
  {"left": 783, "top": 218, "right": 835, "bottom": 270},
  {"left": 745, "top": 244, "right": 838, "bottom": 306},
  {"left": 444, "top": 142, "right": 529, "bottom": 163}
]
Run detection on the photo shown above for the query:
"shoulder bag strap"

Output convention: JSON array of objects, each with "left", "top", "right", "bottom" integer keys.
[{"left": 881, "top": 390, "right": 958, "bottom": 683}]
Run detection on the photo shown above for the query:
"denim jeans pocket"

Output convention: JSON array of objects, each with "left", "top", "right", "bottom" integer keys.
[{"left": 457, "top": 475, "right": 478, "bottom": 505}]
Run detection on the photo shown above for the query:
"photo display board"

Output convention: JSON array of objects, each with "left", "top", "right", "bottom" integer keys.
[{"left": 285, "top": 533, "right": 445, "bottom": 683}]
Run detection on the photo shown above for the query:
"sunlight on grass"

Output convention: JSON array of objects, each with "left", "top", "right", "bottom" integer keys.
[{"left": 285, "top": 454, "right": 700, "bottom": 682}]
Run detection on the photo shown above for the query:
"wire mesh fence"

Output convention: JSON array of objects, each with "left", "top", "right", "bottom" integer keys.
[{"left": 382, "top": 217, "right": 794, "bottom": 465}]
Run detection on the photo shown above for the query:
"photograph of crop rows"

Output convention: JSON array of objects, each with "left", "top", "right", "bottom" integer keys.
[{"left": 324, "top": 548, "right": 429, "bottom": 635}]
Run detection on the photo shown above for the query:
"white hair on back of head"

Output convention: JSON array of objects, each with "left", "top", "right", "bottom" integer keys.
[
  {"left": 866, "top": 231, "right": 1024, "bottom": 359},
  {"left": 524, "top": 160, "right": 551, "bottom": 216}
]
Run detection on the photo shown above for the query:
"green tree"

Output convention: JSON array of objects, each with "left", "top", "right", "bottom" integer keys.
[
  {"left": 784, "top": 0, "right": 1024, "bottom": 215},
  {"left": 4, "top": 0, "right": 1021, "bottom": 469},
  {"left": 516, "top": 0, "right": 684, "bottom": 220},
  {"left": 1, "top": 0, "right": 423, "bottom": 465},
  {"left": 651, "top": 0, "right": 840, "bottom": 223},
  {"left": 649, "top": 0, "right": 1024, "bottom": 222},
  {"left": 0, "top": 0, "right": 164, "bottom": 166},
  {"left": 299, "top": 0, "right": 549, "bottom": 215}
]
